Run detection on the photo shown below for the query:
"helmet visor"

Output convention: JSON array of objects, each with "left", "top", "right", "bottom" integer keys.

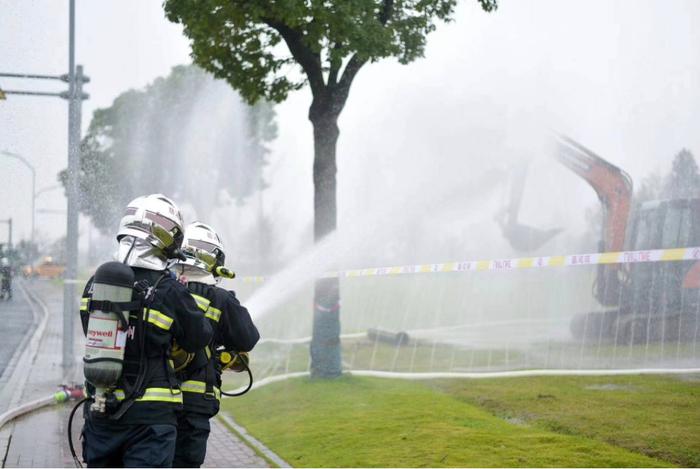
[{"left": 183, "top": 239, "right": 222, "bottom": 271}]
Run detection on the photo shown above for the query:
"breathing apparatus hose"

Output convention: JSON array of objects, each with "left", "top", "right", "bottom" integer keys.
[
  {"left": 68, "top": 397, "right": 89, "bottom": 468},
  {"left": 219, "top": 353, "right": 253, "bottom": 397}
]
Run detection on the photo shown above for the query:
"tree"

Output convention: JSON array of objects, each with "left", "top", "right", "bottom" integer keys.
[
  {"left": 662, "top": 149, "right": 700, "bottom": 200},
  {"left": 635, "top": 171, "right": 662, "bottom": 205},
  {"left": 164, "top": 0, "right": 498, "bottom": 377},
  {"left": 60, "top": 65, "right": 276, "bottom": 234}
]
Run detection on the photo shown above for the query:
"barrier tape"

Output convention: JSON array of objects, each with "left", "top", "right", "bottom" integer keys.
[{"left": 238, "top": 246, "right": 700, "bottom": 283}]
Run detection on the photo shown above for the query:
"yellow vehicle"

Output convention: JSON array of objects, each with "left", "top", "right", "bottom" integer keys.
[{"left": 33, "top": 257, "right": 65, "bottom": 279}]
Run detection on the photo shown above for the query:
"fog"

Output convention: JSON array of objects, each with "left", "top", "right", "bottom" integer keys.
[
  {"left": 1, "top": 1, "right": 698, "bottom": 248},
  {"left": 2, "top": 1, "right": 700, "bottom": 376}
]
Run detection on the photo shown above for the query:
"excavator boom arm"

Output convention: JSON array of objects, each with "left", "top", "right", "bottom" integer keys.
[{"left": 555, "top": 135, "right": 633, "bottom": 252}]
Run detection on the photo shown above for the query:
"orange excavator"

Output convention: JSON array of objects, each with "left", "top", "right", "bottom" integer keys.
[{"left": 555, "top": 135, "right": 700, "bottom": 344}]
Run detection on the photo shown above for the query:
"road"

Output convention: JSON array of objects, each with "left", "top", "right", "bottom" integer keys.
[{"left": 0, "top": 279, "right": 34, "bottom": 379}]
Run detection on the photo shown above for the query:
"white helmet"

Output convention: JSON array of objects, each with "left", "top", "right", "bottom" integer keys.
[
  {"left": 180, "top": 222, "right": 225, "bottom": 273},
  {"left": 117, "top": 194, "right": 185, "bottom": 260}
]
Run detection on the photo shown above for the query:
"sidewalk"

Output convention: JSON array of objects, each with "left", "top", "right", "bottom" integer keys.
[
  {"left": 0, "top": 279, "right": 273, "bottom": 468},
  {"left": 204, "top": 417, "right": 270, "bottom": 468},
  {"left": 1, "top": 278, "right": 87, "bottom": 467}
]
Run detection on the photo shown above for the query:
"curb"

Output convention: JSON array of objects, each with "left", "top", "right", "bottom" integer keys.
[
  {"left": 218, "top": 413, "right": 291, "bottom": 468},
  {"left": 8, "top": 283, "right": 51, "bottom": 408}
]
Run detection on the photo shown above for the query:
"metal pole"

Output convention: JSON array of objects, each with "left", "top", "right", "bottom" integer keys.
[
  {"left": 62, "top": 0, "right": 78, "bottom": 375},
  {"left": 30, "top": 168, "right": 35, "bottom": 247},
  {"left": 0, "top": 72, "right": 65, "bottom": 80},
  {"left": 37, "top": 209, "right": 68, "bottom": 215},
  {"left": 8, "top": 218, "right": 12, "bottom": 249},
  {"left": 0, "top": 90, "right": 65, "bottom": 98}
]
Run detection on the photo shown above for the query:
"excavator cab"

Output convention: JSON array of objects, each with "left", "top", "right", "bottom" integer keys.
[
  {"left": 616, "top": 198, "right": 700, "bottom": 343},
  {"left": 628, "top": 198, "right": 700, "bottom": 250}
]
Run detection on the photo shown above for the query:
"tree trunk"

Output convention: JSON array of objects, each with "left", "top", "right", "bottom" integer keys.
[{"left": 309, "top": 98, "right": 342, "bottom": 378}]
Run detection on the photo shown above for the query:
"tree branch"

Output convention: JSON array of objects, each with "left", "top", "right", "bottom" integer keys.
[
  {"left": 327, "top": 43, "right": 343, "bottom": 86},
  {"left": 263, "top": 18, "right": 326, "bottom": 95},
  {"left": 325, "top": 0, "right": 388, "bottom": 110},
  {"left": 379, "top": 0, "right": 394, "bottom": 26},
  {"left": 336, "top": 53, "right": 366, "bottom": 98}
]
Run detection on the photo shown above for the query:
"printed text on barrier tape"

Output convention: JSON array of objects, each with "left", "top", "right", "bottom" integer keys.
[{"left": 237, "top": 246, "right": 700, "bottom": 282}]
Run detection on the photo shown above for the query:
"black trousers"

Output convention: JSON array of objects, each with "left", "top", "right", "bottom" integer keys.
[
  {"left": 173, "top": 411, "right": 211, "bottom": 468},
  {"left": 82, "top": 417, "right": 177, "bottom": 468}
]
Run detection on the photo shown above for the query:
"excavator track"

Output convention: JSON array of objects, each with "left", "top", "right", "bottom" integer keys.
[{"left": 571, "top": 310, "right": 700, "bottom": 345}]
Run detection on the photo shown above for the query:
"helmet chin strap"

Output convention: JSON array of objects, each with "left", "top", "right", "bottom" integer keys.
[
  {"left": 115, "top": 237, "right": 168, "bottom": 271},
  {"left": 121, "top": 237, "right": 137, "bottom": 264},
  {"left": 177, "top": 264, "right": 217, "bottom": 285}
]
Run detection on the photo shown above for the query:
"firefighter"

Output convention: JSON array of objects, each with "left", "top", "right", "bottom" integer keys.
[
  {"left": 79, "top": 194, "right": 213, "bottom": 468},
  {"left": 0, "top": 257, "right": 11, "bottom": 300},
  {"left": 172, "top": 222, "right": 259, "bottom": 468}
]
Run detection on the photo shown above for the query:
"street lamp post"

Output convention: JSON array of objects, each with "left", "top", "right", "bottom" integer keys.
[
  {"left": 0, "top": 218, "right": 12, "bottom": 250},
  {"left": 0, "top": 151, "right": 36, "bottom": 246},
  {"left": 62, "top": 0, "right": 81, "bottom": 376}
]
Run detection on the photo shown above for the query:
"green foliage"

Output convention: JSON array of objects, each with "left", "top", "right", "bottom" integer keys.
[
  {"left": 164, "top": 0, "right": 498, "bottom": 104},
  {"left": 61, "top": 65, "right": 277, "bottom": 234},
  {"left": 222, "top": 375, "right": 677, "bottom": 467}
]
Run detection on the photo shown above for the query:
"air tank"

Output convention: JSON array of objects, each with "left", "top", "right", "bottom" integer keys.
[{"left": 83, "top": 262, "right": 134, "bottom": 398}]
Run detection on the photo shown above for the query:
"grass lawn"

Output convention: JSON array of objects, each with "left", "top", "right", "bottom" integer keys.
[
  {"left": 221, "top": 374, "right": 699, "bottom": 467},
  {"left": 429, "top": 374, "right": 700, "bottom": 467}
]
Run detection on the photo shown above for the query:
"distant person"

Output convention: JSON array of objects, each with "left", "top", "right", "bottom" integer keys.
[
  {"left": 172, "top": 222, "right": 259, "bottom": 468},
  {"left": 79, "top": 194, "right": 213, "bottom": 467},
  {"left": 0, "top": 258, "right": 11, "bottom": 300}
]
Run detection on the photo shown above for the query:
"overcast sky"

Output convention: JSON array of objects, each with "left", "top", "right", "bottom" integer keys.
[{"left": 1, "top": 0, "right": 698, "bottom": 260}]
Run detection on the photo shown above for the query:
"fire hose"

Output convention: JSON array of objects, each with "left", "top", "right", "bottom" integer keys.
[{"left": 0, "top": 385, "right": 85, "bottom": 467}]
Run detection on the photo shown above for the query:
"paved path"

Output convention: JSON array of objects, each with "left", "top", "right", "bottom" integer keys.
[
  {"left": 204, "top": 417, "right": 270, "bottom": 468},
  {"left": 0, "top": 279, "right": 274, "bottom": 468},
  {"left": 1, "top": 279, "right": 83, "bottom": 468}
]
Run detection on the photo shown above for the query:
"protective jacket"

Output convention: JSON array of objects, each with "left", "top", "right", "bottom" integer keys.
[
  {"left": 1, "top": 266, "right": 11, "bottom": 287},
  {"left": 80, "top": 267, "right": 213, "bottom": 425},
  {"left": 177, "top": 282, "right": 259, "bottom": 416}
]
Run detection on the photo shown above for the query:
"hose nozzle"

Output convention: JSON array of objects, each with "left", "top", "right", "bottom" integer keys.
[
  {"left": 220, "top": 351, "right": 249, "bottom": 372},
  {"left": 215, "top": 266, "right": 235, "bottom": 279}
]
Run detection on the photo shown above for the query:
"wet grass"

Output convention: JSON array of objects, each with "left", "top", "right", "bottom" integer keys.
[
  {"left": 429, "top": 374, "right": 700, "bottom": 467},
  {"left": 221, "top": 374, "right": 699, "bottom": 467}
]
